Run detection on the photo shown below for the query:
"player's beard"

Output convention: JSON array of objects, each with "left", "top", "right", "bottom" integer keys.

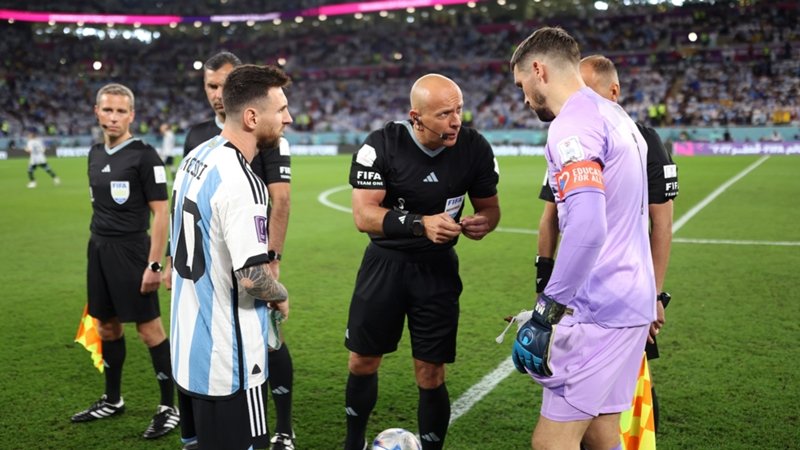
[
  {"left": 531, "top": 88, "right": 556, "bottom": 123},
  {"left": 256, "top": 127, "right": 282, "bottom": 153}
]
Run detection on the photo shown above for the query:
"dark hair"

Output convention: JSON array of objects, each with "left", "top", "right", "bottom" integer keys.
[
  {"left": 222, "top": 64, "right": 292, "bottom": 116},
  {"left": 510, "top": 27, "right": 581, "bottom": 72},
  {"left": 204, "top": 51, "right": 243, "bottom": 71},
  {"left": 581, "top": 55, "right": 618, "bottom": 80}
]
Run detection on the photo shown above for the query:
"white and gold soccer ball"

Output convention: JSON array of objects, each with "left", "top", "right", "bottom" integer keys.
[{"left": 372, "top": 428, "right": 421, "bottom": 450}]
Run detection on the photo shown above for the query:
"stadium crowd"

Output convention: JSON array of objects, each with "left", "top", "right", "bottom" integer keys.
[{"left": 1, "top": 1, "right": 799, "bottom": 138}]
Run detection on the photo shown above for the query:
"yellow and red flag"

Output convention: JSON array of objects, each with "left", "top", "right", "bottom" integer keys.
[
  {"left": 74, "top": 304, "right": 104, "bottom": 373},
  {"left": 620, "top": 352, "right": 656, "bottom": 450}
]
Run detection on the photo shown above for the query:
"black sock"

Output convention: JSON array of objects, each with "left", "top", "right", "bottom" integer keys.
[
  {"left": 418, "top": 383, "right": 450, "bottom": 450},
  {"left": 652, "top": 385, "right": 659, "bottom": 434},
  {"left": 268, "top": 343, "right": 294, "bottom": 434},
  {"left": 28, "top": 170, "right": 34, "bottom": 181},
  {"left": 103, "top": 336, "right": 126, "bottom": 404},
  {"left": 148, "top": 339, "right": 174, "bottom": 408},
  {"left": 344, "top": 372, "right": 378, "bottom": 450}
]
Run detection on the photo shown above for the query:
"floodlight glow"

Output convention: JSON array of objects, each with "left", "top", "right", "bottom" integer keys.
[
  {"left": 93, "top": 61, "right": 102, "bottom": 70},
  {"left": 294, "top": 16, "right": 303, "bottom": 22},
  {"left": 193, "top": 61, "right": 203, "bottom": 70},
  {"left": 278, "top": 57, "right": 286, "bottom": 65},
  {"left": 594, "top": 1, "right": 608, "bottom": 9},
  {"left": 688, "top": 32, "right": 697, "bottom": 42}
]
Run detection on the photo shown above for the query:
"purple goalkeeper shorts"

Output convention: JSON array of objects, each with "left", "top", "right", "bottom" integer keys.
[{"left": 528, "top": 322, "right": 649, "bottom": 421}]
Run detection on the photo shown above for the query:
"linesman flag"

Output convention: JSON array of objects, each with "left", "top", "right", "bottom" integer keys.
[
  {"left": 620, "top": 352, "right": 656, "bottom": 450},
  {"left": 74, "top": 304, "right": 104, "bottom": 373}
]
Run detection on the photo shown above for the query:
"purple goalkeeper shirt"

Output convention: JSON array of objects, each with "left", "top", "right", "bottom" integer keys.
[{"left": 543, "top": 87, "right": 656, "bottom": 328}]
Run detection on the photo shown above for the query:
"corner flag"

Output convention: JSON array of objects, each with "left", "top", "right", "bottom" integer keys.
[{"left": 74, "top": 304, "right": 104, "bottom": 373}]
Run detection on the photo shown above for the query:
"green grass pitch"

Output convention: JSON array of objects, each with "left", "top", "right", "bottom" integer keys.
[{"left": 0, "top": 154, "right": 798, "bottom": 449}]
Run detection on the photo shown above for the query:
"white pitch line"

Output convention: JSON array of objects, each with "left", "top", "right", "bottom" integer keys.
[
  {"left": 449, "top": 358, "right": 517, "bottom": 425},
  {"left": 672, "top": 155, "right": 769, "bottom": 233},
  {"left": 317, "top": 156, "right": 771, "bottom": 426},
  {"left": 317, "top": 185, "right": 352, "bottom": 213},
  {"left": 673, "top": 238, "right": 800, "bottom": 246}
]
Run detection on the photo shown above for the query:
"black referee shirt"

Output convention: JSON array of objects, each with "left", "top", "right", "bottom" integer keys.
[
  {"left": 349, "top": 120, "right": 499, "bottom": 252},
  {"left": 88, "top": 138, "right": 169, "bottom": 236},
  {"left": 539, "top": 122, "right": 679, "bottom": 204},
  {"left": 184, "top": 117, "right": 291, "bottom": 185}
]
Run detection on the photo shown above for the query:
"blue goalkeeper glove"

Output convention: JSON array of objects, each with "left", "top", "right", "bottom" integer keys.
[{"left": 511, "top": 294, "right": 571, "bottom": 377}]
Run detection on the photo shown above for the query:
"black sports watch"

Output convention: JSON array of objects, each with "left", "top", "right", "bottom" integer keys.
[
  {"left": 411, "top": 215, "right": 425, "bottom": 237},
  {"left": 268, "top": 250, "right": 282, "bottom": 262},
  {"left": 147, "top": 261, "right": 162, "bottom": 273}
]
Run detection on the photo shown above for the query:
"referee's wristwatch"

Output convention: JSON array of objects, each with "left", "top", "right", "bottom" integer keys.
[
  {"left": 147, "top": 261, "right": 163, "bottom": 273},
  {"left": 268, "top": 250, "right": 282, "bottom": 262},
  {"left": 411, "top": 215, "right": 425, "bottom": 237}
]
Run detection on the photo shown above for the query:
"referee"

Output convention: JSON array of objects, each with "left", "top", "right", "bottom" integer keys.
[
  {"left": 170, "top": 64, "right": 291, "bottom": 450},
  {"left": 71, "top": 84, "right": 178, "bottom": 440},
  {"left": 535, "top": 55, "right": 679, "bottom": 434},
  {"left": 344, "top": 74, "right": 501, "bottom": 450},
  {"left": 168, "top": 51, "right": 296, "bottom": 450}
]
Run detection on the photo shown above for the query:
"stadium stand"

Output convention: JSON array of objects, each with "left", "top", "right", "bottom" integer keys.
[{"left": 1, "top": 1, "right": 798, "bottom": 138}]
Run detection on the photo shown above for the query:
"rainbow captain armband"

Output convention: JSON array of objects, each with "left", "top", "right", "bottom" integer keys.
[{"left": 555, "top": 160, "right": 604, "bottom": 201}]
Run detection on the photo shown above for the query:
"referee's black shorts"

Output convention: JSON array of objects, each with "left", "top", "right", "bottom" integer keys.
[
  {"left": 177, "top": 382, "right": 270, "bottom": 450},
  {"left": 345, "top": 243, "right": 463, "bottom": 364},
  {"left": 87, "top": 232, "right": 160, "bottom": 323}
]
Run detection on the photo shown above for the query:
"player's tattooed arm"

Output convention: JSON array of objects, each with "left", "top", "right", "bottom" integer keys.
[{"left": 235, "top": 262, "right": 288, "bottom": 302}]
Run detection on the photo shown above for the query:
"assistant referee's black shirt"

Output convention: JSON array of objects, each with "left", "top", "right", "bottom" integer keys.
[
  {"left": 184, "top": 117, "right": 291, "bottom": 185},
  {"left": 88, "top": 138, "right": 168, "bottom": 236},
  {"left": 349, "top": 120, "right": 499, "bottom": 252},
  {"left": 539, "top": 122, "right": 679, "bottom": 204}
]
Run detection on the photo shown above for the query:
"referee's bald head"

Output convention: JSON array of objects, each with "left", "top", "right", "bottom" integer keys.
[{"left": 222, "top": 65, "right": 291, "bottom": 119}]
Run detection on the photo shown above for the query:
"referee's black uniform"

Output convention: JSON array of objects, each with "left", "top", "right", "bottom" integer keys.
[
  {"left": 184, "top": 118, "right": 291, "bottom": 189},
  {"left": 87, "top": 138, "right": 168, "bottom": 322},
  {"left": 539, "top": 121, "right": 679, "bottom": 359},
  {"left": 346, "top": 120, "right": 499, "bottom": 363}
]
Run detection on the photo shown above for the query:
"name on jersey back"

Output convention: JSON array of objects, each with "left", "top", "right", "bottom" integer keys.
[{"left": 181, "top": 157, "right": 209, "bottom": 181}]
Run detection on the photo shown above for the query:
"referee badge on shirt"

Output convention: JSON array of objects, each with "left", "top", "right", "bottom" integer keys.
[{"left": 110, "top": 181, "right": 130, "bottom": 204}]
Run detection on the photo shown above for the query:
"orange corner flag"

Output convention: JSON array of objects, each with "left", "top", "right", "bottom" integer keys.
[
  {"left": 75, "top": 304, "right": 104, "bottom": 373},
  {"left": 620, "top": 352, "right": 656, "bottom": 450}
]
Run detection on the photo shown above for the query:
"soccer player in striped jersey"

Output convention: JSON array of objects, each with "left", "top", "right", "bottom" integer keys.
[
  {"left": 170, "top": 65, "right": 292, "bottom": 450},
  {"left": 169, "top": 51, "right": 297, "bottom": 450},
  {"left": 25, "top": 130, "right": 59, "bottom": 188},
  {"left": 71, "top": 84, "right": 178, "bottom": 440}
]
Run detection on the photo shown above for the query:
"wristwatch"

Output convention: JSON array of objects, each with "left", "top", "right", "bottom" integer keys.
[
  {"left": 411, "top": 215, "right": 425, "bottom": 237},
  {"left": 268, "top": 250, "right": 282, "bottom": 262},
  {"left": 147, "top": 261, "right": 162, "bottom": 273}
]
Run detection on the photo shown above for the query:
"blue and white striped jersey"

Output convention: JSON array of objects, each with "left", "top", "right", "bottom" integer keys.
[{"left": 169, "top": 136, "right": 272, "bottom": 399}]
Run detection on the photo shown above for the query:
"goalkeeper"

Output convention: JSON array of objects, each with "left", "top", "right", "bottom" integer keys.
[{"left": 510, "top": 28, "right": 656, "bottom": 450}]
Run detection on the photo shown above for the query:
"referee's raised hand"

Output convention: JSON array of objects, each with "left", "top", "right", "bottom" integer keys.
[{"left": 140, "top": 268, "right": 161, "bottom": 295}]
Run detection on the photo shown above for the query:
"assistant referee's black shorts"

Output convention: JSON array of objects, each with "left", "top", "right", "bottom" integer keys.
[
  {"left": 87, "top": 232, "right": 160, "bottom": 323},
  {"left": 345, "top": 243, "right": 463, "bottom": 364}
]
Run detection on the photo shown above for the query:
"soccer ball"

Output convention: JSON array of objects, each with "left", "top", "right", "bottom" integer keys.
[{"left": 372, "top": 428, "right": 421, "bottom": 450}]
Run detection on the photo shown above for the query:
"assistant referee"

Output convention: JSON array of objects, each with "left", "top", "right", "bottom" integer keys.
[
  {"left": 71, "top": 84, "right": 178, "bottom": 440},
  {"left": 344, "top": 74, "right": 501, "bottom": 450}
]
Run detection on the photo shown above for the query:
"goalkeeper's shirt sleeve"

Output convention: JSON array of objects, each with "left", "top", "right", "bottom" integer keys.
[{"left": 542, "top": 191, "right": 607, "bottom": 304}]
